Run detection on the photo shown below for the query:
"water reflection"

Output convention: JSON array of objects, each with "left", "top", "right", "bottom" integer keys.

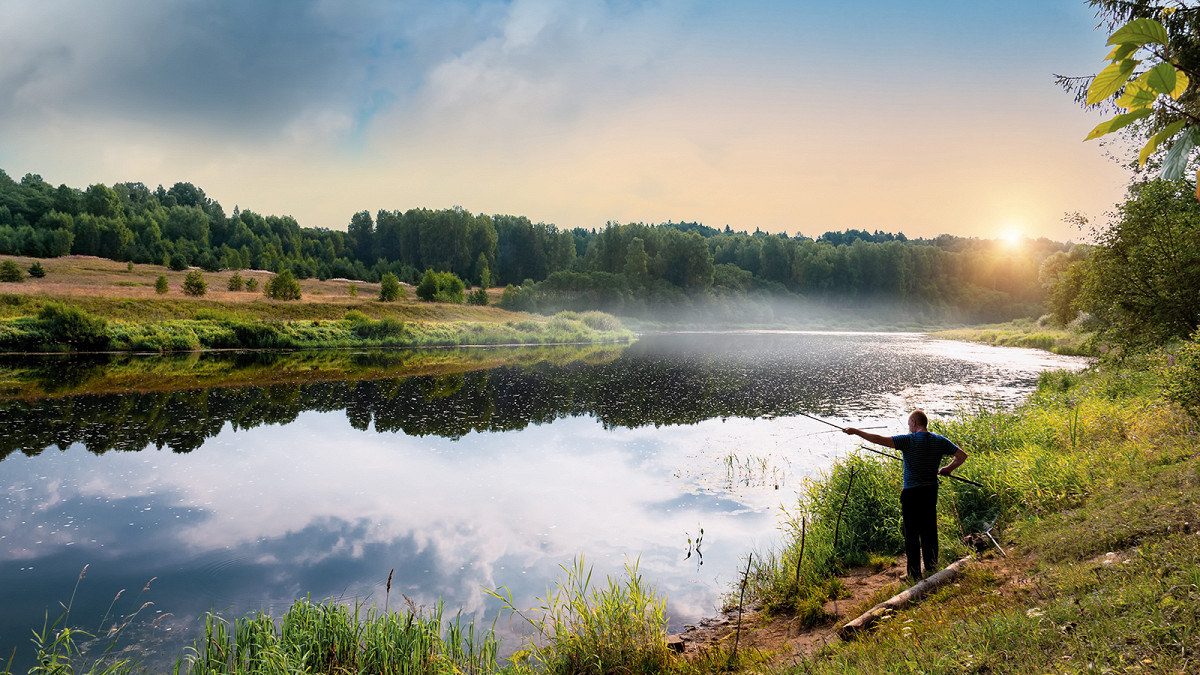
[{"left": 0, "top": 332, "right": 1088, "bottom": 669}]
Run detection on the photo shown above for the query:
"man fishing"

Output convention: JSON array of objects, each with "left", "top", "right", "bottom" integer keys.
[{"left": 842, "top": 410, "right": 967, "bottom": 582}]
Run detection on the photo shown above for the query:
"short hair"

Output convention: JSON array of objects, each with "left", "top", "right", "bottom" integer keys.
[{"left": 909, "top": 409, "right": 928, "bottom": 428}]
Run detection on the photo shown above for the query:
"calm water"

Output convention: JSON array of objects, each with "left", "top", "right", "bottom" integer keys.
[{"left": 0, "top": 332, "right": 1087, "bottom": 668}]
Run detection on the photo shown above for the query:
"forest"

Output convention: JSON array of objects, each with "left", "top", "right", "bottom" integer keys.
[{"left": 0, "top": 167, "right": 1069, "bottom": 324}]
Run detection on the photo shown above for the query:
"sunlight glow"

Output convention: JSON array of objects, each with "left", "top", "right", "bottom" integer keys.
[{"left": 1001, "top": 227, "right": 1023, "bottom": 247}]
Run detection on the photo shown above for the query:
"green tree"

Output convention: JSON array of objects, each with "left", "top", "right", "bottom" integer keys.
[
  {"left": 0, "top": 259, "right": 24, "bottom": 282},
  {"left": 182, "top": 269, "right": 207, "bottom": 297},
  {"left": 379, "top": 272, "right": 403, "bottom": 301},
  {"left": 1081, "top": 179, "right": 1200, "bottom": 347},
  {"left": 227, "top": 271, "right": 245, "bottom": 291},
  {"left": 624, "top": 237, "right": 649, "bottom": 288},
  {"left": 1038, "top": 245, "right": 1091, "bottom": 326},
  {"left": 417, "top": 269, "right": 439, "bottom": 301},
  {"left": 348, "top": 283, "right": 357, "bottom": 298},
  {"left": 84, "top": 184, "right": 123, "bottom": 218},
  {"left": 1068, "top": 7, "right": 1198, "bottom": 184},
  {"left": 416, "top": 269, "right": 465, "bottom": 303},
  {"left": 28, "top": 262, "right": 46, "bottom": 278},
  {"left": 155, "top": 275, "right": 169, "bottom": 294},
  {"left": 246, "top": 277, "right": 259, "bottom": 293},
  {"left": 264, "top": 269, "right": 302, "bottom": 300}
]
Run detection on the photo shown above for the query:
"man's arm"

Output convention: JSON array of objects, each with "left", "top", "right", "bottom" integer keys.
[
  {"left": 938, "top": 448, "right": 968, "bottom": 475},
  {"left": 842, "top": 427, "right": 895, "bottom": 448}
]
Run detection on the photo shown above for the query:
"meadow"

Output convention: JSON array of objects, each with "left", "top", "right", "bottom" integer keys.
[{"left": 0, "top": 256, "right": 632, "bottom": 352}]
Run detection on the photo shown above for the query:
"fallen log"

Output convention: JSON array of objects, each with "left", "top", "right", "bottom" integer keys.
[{"left": 837, "top": 556, "right": 971, "bottom": 639}]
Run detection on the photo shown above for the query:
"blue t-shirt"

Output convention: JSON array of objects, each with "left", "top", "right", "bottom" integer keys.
[{"left": 892, "top": 431, "right": 960, "bottom": 489}]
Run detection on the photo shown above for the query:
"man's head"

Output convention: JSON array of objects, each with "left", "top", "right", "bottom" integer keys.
[{"left": 908, "top": 409, "right": 928, "bottom": 432}]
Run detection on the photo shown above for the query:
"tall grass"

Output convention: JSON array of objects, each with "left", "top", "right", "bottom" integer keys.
[
  {"left": 489, "top": 557, "right": 673, "bottom": 675},
  {"left": 175, "top": 599, "right": 498, "bottom": 675},
  {"left": 2, "top": 566, "right": 159, "bottom": 675},
  {"left": 744, "top": 358, "right": 1176, "bottom": 625},
  {"left": 0, "top": 307, "right": 632, "bottom": 353}
]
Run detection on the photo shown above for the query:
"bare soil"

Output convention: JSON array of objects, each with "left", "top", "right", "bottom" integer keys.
[{"left": 676, "top": 551, "right": 1032, "bottom": 669}]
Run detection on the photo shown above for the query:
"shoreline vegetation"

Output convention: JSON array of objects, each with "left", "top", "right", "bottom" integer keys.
[
  {"left": 10, "top": 353, "right": 1198, "bottom": 674},
  {"left": 931, "top": 318, "right": 1095, "bottom": 356},
  {"left": 0, "top": 256, "right": 633, "bottom": 353}
]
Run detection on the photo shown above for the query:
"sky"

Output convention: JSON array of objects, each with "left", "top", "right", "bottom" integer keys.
[{"left": 0, "top": 0, "right": 1133, "bottom": 242}]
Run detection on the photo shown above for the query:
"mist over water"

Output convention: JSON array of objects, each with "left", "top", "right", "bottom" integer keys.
[{"left": 0, "top": 332, "right": 1087, "bottom": 669}]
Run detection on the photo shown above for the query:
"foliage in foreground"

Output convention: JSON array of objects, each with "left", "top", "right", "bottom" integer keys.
[
  {"left": 176, "top": 599, "right": 497, "bottom": 675},
  {"left": 758, "top": 354, "right": 1200, "bottom": 673},
  {"left": 489, "top": 557, "right": 674, "bottom": 675}
]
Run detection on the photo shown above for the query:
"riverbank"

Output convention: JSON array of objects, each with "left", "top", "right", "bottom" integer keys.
[
  {"left": 0, "top": 256, "right": 632, "bottom": 352},
  {"left": 932, "top": 318, "right": 1094, "bottom": 356},
  {"left": 687, "top": 352, "right": 1200, "bottom": 672}
]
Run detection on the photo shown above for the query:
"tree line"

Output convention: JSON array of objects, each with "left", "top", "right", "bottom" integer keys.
[{"left": 0, "top": 168, "right": 1069, "bottom": 322}]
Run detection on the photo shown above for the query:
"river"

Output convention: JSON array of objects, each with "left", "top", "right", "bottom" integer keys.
[{"left": 0, "top": 331, "right": 1088, "bottom": 669}]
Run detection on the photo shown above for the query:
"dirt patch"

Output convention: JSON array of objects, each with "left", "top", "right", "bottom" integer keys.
[
  {"left": 675, "top": 551, "right": 1034, "bottom": 668},
  {"left": 674, "top": 559, "right": 909, "bottom": 665}
]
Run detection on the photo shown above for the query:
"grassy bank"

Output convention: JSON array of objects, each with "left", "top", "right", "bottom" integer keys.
[
  {"left": 749, "top": 355, "right": 1200, "bottom": 673},
  {"left": 0, "top": 256, "right": 633, "bottom": 352},
  {"left": 0, "top": 300, "right": 631, "bottom": 352},
  {"left": 932, "top": 318, "right": 1094, "bottom": 356}
]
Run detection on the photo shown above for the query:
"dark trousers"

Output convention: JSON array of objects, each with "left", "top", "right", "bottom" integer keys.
[{"left": 900, "top": 485, "right": 939, "bottom": 580}]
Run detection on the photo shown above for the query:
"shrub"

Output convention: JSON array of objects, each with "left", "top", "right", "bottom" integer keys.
[
  {"left": 264, "top": 269, "right": 301, "bottom": 300},
  {"left": 0, "top": 260, "right": 24, "bottom": 282},
  {"left": 467, "top": 288, "right": 489, "bottom": 305},
  {"left": 415, "top": 269, "right": 465, "bottom": 303},
  {"left": 1164, "top": 336, "right": 1200, "bottom": 418},
  {"left": 246, "top": 277, "right": 259, "bottom": 292},
  {"left": 37, "top": 302, "right": 109, "bottom": 350},
  {"left": 182, "top": 270, "right": 207, "bottom": 297},
  {"left": 227, "top": 272, "right": 244, "bottom": 292},
  {"left": 231, "top": 321, "right": 290, "bottom": 348},
  {"left": 348, "top": 283, "right": 357, "bottom": 298},
  {"left": 28, "top": 262, "right": 46, "bottom": 278},
  {"left": 580, "top": 311, "right": 623, "bottom": 332},
  {"left": 155, "top": 275, "right": 169, "bottom": 294},
  {"left": 379, "top": 273, "right": 402, "bottom": 302},
  {"left": 352, "top": 317, "right": 407, "bottom": 340},
  {"left": 499, "top": 283, "right": 535, "bottom": 312}
]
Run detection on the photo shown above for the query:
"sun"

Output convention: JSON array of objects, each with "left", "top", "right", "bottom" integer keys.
[{"left": 1000, "top": 226, "right": 1023, "bottom": 248}]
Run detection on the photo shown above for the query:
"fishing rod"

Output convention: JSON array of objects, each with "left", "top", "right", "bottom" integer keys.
[{"left": 796, "top": 410, "right": 987, "bottom": 489}]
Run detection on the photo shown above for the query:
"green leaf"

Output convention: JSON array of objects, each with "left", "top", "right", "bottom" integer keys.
[
  {"left": 1084, "top": 108, "right": 1154, "bottom": 141},
  {"left": 1105, "top": 42, "right": 1141, "bottom": 62},
  {"left": 1107, "top": 18, "right": 1170, "bottom": 47},
  {"left": 1172, "top": 71, "right": 1190, "bottom": 100},
  {"left": 1160, "top": 127, "right": 1198, "bottom": 180},
  {"left": 1087, "top": 59, "right": 1138, "bottom": 105},
  {"left": 1116, "top": 79, "right": 1158, "bottom": 110},
  {"left": 1146, "top": 62, "right": 1178, "bottom": 94},
  {"left": 1138, "top": 119, "right": 1186, "bottom": 166}
]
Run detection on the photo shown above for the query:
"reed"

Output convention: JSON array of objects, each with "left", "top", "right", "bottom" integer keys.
[
  {"left": 175, "top": 598, "right": 498, "bottom": 675},
  {"left": 3, "top": 567, "right": 161, "bottom": 675},
  {"left": 489, "top": 556, "right": 673, "bottom": 675}
]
